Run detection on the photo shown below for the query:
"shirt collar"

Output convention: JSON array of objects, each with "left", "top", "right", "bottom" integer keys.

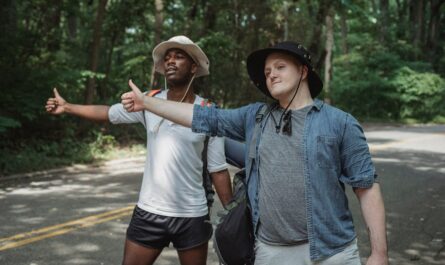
[{"left": 312, "top": 99, "right": 324, "bottom": 111}]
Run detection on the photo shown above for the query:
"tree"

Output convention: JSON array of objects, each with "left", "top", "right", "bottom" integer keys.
[
  {"left": 84, "top": 0, "right": 108, "bottom": 104},
  {"left": 150, "top": 0, "right": 164, "bottom": 89},
  {"left": 323, "top": 6, "right": 334, "bottom": 104}
]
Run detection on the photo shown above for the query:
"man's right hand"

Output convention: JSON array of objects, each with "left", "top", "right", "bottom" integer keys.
[
  {"left": 46, "top": 88, "right": 66, "bottom": 115},
  {"left": 121, "top": 80, "right": 146, "bottom": 112}
]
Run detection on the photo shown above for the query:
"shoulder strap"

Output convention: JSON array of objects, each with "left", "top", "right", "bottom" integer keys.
[
  {"left": 201, "top": 135, "right": 215, "bottom": 209},
  {"left": 249, "top": 104, "right": 273, "bottom": 159},
  {"left": 200, "top": 98, "right": 218, "bottom": 210},
  {"left": 147, "top": 89, "right": 162, "bottom": 97},
  {"left": 255, "top": 104, "right": 269, "bottom": 123}
]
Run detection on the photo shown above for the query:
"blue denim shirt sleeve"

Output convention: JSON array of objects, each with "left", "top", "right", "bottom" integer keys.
[
  {"left": 339, "top": 114, "right": 376, "bottom": 188},
  {"left": 191, "top": 103, "right": 260, "bottom": 142}
]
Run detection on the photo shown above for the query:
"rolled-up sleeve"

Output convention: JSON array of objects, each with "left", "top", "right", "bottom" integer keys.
[
  {"left": 206, "top": 136, "right": 228, "bottom": 173},
  {"left": 192, "top": 104, "right": 258, "bottom": 142},
  {"left": 339, "top": 114, "right": 377, "bottom": 188},
  {"left": 108, "top": 104, "right": 145, "bottom": 126}
]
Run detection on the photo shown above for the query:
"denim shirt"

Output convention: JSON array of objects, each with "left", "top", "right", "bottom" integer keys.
[{"left": 192, "top": 99, "right": 376, "bottom": 260}]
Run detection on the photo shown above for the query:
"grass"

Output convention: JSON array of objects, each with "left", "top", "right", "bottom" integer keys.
[{"left": 0, "top": 134, "right": 146, "bottom": 178}]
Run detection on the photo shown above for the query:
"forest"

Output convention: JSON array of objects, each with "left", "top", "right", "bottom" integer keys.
[{"left": 1, "top": 0, "right": 444, "bottom": 176}]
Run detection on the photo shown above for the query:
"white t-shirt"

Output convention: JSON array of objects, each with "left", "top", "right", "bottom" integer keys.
[{"left": 108, "top": 90, "right": 227, "bottom": 217}]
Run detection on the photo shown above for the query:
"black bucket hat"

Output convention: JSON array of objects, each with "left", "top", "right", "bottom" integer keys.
[{"left": 247, "top": 41, "right": 323, "bottom": 98}]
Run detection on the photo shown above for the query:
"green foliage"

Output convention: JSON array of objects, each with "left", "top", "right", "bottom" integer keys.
[
  {"left": 89, "top": 132, "right": 118, "bottom": 158},
  {"left": 0, "top": 137, "right": 93, "bottom": 176},
  {"left": 0, "top": 116, "right": 21, "bottom": 133},
  {"left": 1, "top": 0, "right": 444, "bottom": 176},
  {"left": 432, "top": 115, "right": 445, "bottom": 124},
  {"left": 331, "top": 48, "right": 401, "bottom": 120},
  {"left": 329, "top": 0, "right": 445, "bottom": 122},
  {"left": 332, "top": 46, "right": 445, "bottom": 122},
  {"left": 0, "top": 132, "right": 136, "bottom": 176},
  {"left": 391, "top": 67, "right": 445, "bottom": 121}
]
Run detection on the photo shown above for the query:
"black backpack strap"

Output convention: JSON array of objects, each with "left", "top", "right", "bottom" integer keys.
[
  {"left": 202, "top": 128, "right": 215, "bottom": 210},
  {"left": 200, "top": 97, "right": 218, "bottom": 210}
]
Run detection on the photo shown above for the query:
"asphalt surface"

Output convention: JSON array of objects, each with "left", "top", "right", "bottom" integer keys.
[{"left": 0, "top": 124, "right": 444, "bottom": 265}]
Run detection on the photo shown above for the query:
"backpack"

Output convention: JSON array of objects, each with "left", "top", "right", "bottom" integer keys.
[
  {"left": 146, "top": 90, "right": 216, "bottom": 210},
  {"left": 214, "top": 104, "right": 271, "bottom": 265}
]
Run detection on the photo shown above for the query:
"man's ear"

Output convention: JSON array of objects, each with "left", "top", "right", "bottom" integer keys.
[
  {"left": 191, "top": 63, "right": 198, "bottom": 75},
  {"left": 302, "top": 65, "right": 309, "bottom": 80}
]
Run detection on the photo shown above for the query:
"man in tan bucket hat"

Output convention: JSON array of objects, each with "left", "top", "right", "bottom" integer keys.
[{"left": 45, "top": 36, "right": 232, "bottom": 265}]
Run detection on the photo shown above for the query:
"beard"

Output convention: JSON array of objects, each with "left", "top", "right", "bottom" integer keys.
[{"left": 166, "top": 71, "right": 194, "bottom": 87}]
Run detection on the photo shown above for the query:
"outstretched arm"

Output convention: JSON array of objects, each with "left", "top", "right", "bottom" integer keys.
[
  {"left": 354, "top": 183, "right": 388, "bottom": 265},
  {"left": 122, "top": 80, "right": 194, "bottom": 127},
  {"left": 46, "top": 88, "right": 110, "bottom": 122}
]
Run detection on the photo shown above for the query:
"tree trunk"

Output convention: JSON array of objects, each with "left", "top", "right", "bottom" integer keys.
[
  {"left": 324, "top": 7, "right": 334, "bottom": 105},
  {"left": 202, "top": 2, "right": 217, "bottom": 35},
  {"left": 395, "top": 0, "right": 408, "bottom": 39},
  {"left": 306, "top": 0, "right": 314, "bottom": 17},
  {"left": 150, "top": 0, "right": 163, "bottom": 89},
  {"left": 46, "top": 0, "right": 62, "bottom": 52},
  {"left": 0, "top": 0, "right": 17, "bottom": 66},
  {"left": 339, "top": 7, "right": 348, "bottom": 54},
  {"left": 379, "top": 0, "right": 389, "bottom": 44},
  {"left": 231, "top": 0, "right": 242, "bottom": 105},
  {"left": 426, "top": 0, "right": 443, "bottom": 56},
  {"left": 67, "top": 2, "right": 78, "bottom": 41},
  {"left": 283, "top": 1, "right": 289, "bottom": 41},
  {"left": 0, "top": 0, "right": 16, "bottom": 38},
  {"left": 308, "top": 0, "right": 332, "bottom": 72},
  {"left": 371, "top": 0, "right": 378, "bottom": 15},
  {"left": 100, "top": 30, "right": 118, "bottom": 100},
  {"left": 184, "top": 0, "right": 198, "bottom": 36},
  {"left": 84, "top": 0, "right": 108, "bottom": 104},
  {"left": 414, "top": 0, "right": 425, "bottom": 46}
]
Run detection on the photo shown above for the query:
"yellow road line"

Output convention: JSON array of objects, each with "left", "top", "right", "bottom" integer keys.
[
  {"left": 0, "top": 205, "right": 133, "bottom": 243},
  {"left": 0, "top": 206, "right": 134, "bottom": 251}
]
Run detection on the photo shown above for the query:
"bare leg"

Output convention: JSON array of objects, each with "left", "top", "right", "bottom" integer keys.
[
  {"left": 177, "top": 242, "right": 208, "bottom": 265},
  {"left": 122, "top": 238, "right": 163, "bottom": 265}
]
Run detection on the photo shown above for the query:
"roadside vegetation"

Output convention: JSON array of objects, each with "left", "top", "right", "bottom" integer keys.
[{"left": 1, "top": 1, "right": 444, "bottom": 176}]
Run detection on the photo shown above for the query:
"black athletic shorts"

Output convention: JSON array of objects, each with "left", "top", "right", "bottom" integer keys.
[{"left": 126, "top": 206, "right": 213, "bottom": 250}]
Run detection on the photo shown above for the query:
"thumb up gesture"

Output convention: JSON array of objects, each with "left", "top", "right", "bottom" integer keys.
[
  {"left": 121, "top": 80, "right": 146, "bottom": 112},
  {"left": 45, "top": 88, "right": 67, "bottom": 115}
]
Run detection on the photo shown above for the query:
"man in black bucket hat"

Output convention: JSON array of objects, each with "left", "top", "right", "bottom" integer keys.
[
  {"left": 247, "top": 41, "right": 323, "bottom": 99},
  {"left": 122, "top": 41, "right": 388, "bottom": 265}
]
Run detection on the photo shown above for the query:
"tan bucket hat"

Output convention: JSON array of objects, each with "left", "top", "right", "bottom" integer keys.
[{"left": 152, "top": 35, "right": 210, "bottom": 77}]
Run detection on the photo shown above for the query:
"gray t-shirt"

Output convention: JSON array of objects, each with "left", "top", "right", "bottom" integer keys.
[{"left": 257, "top": 104, "right": 312, "bottom": 245}]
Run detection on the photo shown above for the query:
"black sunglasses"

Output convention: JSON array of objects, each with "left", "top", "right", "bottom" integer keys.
[{"left": 282, "top": 110, "right": 292, "bottom": 136}]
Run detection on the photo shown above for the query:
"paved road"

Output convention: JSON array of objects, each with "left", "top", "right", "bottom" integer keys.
[{"left": 0, "top": 124, "right": 444, "bottom": 265}]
